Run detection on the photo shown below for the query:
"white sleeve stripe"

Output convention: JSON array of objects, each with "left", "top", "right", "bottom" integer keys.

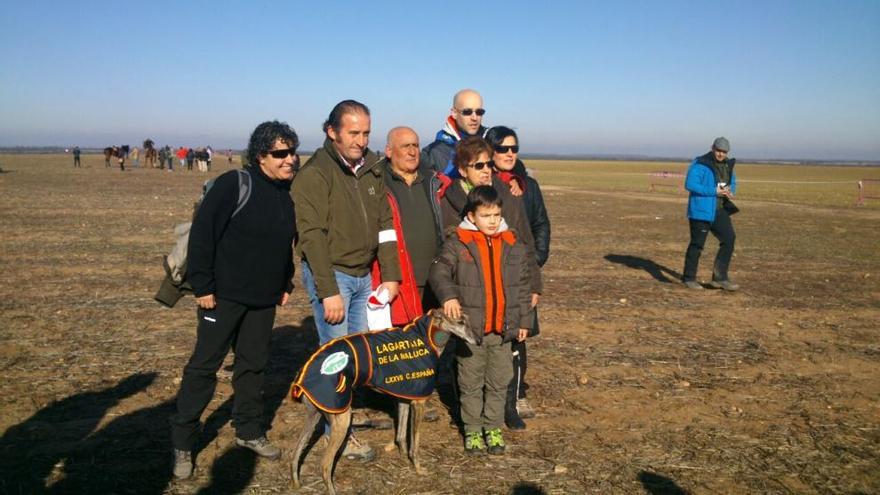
[{"left": 378, "top": 229, "right": 397, "bottom": 244}]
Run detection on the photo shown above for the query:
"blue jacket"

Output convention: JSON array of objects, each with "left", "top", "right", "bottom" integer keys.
[{"left": 685, "top": 153, "right": 737, "bottom": 222}]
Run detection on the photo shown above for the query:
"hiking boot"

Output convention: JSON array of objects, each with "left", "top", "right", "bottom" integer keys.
[
  {"left": 341, "top": 433, "right": 376, "bottom": 462},
  {"left": 709, "top": 279, "right": 740, "bottom": 291},
  {"left": 682, "top": 280, "right": 703, "bottom": 290},
  {"left": 484, "top": 428, "right": 506, "bottom": 455},
  {"left": 516, "top": 398, "right": 536, "bottom": 419},
  {"left": 235, "top": 436, "right": 281, "bottom": 460},
  {"left": 464, "top": 431, "right": 486, "bottom": 455},
  {"left": 173, "top": 449, "right": 193, "bottom": 479}
]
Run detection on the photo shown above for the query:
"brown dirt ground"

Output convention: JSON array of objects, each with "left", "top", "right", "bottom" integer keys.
[{"left": 0, "top": 154, "right": 878, "bottom": 494}]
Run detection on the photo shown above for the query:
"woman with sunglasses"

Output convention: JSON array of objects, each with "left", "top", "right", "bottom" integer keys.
[
  {"left": 170, "top": 121, "right": 299, "bottom": 479},
  {"left": 484, "top": 126, "right": 551, "bottom": 431}
]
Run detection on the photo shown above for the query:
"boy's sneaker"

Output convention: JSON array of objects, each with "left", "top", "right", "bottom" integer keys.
[
  {"left": 484, "top": 428, "right": 506, "bottom": 455},
  {"left": 709, "top": 279, "right": 740, "bottom": 291},
  {"left": 516, "top": 398, "right": 536, "bottom": 419},
  {"left": 173, "top": 449, "right": 193, "bottom": 479},
  {"left": 682, "top": 280, "right": 703, "bottom": 290},
  {"left": 463, "top": 431, "right": 486, "bottom": 455},
  {"left": 342, "top": 433, "right": 376, "bottom": 462},
  {"left": 235, "top": 436, "right": 281, "bottom": 460}
]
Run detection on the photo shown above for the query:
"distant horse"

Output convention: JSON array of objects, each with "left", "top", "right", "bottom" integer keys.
[
  {"left": 103, "top": 145, "right": 130, "bottom": 170},
  {"left": 143, "top": 139, "right": 158, "bottom": 168},
  {"left": 103, "top": 147, "right": 116, "bottom": 167}
]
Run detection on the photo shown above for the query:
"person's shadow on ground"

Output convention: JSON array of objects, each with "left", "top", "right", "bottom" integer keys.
[
  {"left": 0, "top": 372, "right": 157, "bottom": 493},
  {"left": 638, "top": 471, "right": 689, "bottom": 495},
  {"left": 0, "top": 317, "right": 319, "bottom": 494},
  {"left": 604, "top": 254, "right": 682, "bottom": 284}
]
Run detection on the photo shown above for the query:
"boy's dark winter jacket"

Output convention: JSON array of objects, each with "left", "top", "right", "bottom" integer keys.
[{"left": 429, "top": 219, "right": 534, "bottom": 341}]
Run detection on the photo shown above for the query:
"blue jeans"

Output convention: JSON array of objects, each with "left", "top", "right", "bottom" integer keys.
[{"left": 301, "top": 260, "right": 371, "bottom": 345}]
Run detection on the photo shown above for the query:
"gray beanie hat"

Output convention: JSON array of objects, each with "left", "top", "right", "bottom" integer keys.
[{"left": 712, "top": 137, "right": 730, "bottom": 152}]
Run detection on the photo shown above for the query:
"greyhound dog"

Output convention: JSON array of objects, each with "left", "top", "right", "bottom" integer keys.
[{"left": 289, "top": 309, "right": 480, "bottom": 495}]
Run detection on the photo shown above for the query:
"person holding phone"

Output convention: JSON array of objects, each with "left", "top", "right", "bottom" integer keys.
[{"left": 682, "top": 137, "right": 739, "bottom": 291}]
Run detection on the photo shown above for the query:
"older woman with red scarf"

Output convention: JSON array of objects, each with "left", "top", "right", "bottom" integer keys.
[{"left": 485, "top": 126, "right": 550, "bottom": 430}]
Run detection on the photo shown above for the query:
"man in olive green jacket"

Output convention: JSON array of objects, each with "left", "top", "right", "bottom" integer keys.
[
  {"left": 294, "top": 100, "right": 401, "bottom": 348},
  {"left": 293, "top": 100, "right": 401, "bottom": 461}
]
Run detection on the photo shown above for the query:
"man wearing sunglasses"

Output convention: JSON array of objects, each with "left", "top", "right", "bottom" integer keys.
[
  {"left": 423, "top": 89, "right": 487, "bottom": 176},
  {"left": 293, "top": 100, "right": 402, "bottom": 461}
]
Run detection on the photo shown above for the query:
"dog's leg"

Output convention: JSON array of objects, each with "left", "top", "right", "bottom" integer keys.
[
  {"left": 410, "top": 399, "right": 427, "bottom": 475},
  {"left": 395, "top": 401, "right": 409, "bottom": 456},
  {"left": 291, "top": 400, "right": 323, "bottom": 490},
  {"left": 322, "top": 409, "right": 350, "bottom": 495}
]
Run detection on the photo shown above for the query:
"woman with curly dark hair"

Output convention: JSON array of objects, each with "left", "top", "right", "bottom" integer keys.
[{"left": 170, "top": 120, "right": 299, "bottom": 479}]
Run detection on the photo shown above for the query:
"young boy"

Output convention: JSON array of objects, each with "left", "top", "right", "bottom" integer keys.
[{"left": 429, "top": 185, "right": 534, "bottom": 455}]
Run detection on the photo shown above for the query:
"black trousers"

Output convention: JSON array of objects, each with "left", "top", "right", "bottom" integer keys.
[
  {"left": 683, "top": 208, "right": 736, "bottom": 282},
  {"left": 170, "top": 299, "right": 275, "bottom": 451}
]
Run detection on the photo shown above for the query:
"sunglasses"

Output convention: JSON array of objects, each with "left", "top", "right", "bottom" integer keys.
[
  {"left": 267, "top": 148, "right": 297, "bottom": 159},
  {"left": 494, "top": 145, "right": 519, "bottom": 154},
  {"left": 467, "top": 161, "right": 494, "bottom": 170},
  {"left": 457, "top": 108, "right": 486, "bottom": 117}
]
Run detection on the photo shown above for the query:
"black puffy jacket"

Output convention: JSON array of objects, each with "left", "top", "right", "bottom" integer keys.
[{"left": 511, "top": 160, "right": 550, "bottom": 267}]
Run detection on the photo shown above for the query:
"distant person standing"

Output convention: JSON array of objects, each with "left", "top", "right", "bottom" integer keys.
[
  {"left": 131, "top": 147, "right": 140, "bottom": 168},
  {"left": 176, "top": 146, "right": 187, "bottom": 169},
  {"left": 682, "top": 137, "right": 739, "bottom": 291},
  {"left": 422, "top": 89, "right": 487, "bottom": 175},
  {"left": 165, "top": 145, "right": 174, "bottom": 171},
  {"left": 186, "top": 147, "right": 195, "bottom": 171},
  {"left": 227, "top": 148, "right": 233, "bottom": 166},
  {"left": 197, "top": 148, "right": 208, "bottom": 172},
  {"left": 157, "top": 146, "right": 168, "bottom": 170},
  {"left": 206, "top": 146, "right": 213, "bottom": 171},
  {"left": 72, "top": 146, "right": 81, "bottom": 168}
]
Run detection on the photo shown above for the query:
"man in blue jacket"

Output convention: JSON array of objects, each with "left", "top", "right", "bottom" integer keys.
[
  {"left": 682, "top": 137, "right": 739, "bottom": 291},
  {"left": 422, "top": 89, "right": 487, "bottom": 175}
]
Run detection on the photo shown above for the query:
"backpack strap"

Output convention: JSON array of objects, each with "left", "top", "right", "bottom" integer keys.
[{"left": 231, "top": 169, "right": 252, "bottom": 218}]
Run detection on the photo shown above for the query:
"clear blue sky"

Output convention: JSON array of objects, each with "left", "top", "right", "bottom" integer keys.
[{"left": 1, "top": 1, "right": 878, "bottom": 160}]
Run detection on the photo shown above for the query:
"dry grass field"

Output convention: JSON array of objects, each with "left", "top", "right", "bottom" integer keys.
[{"left": 1, "top": 153, "right": 878, "bottom": 494}]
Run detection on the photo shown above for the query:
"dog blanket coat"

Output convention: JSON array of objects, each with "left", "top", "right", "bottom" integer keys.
[{"left": 290, "top": 314, "right": 448, "bottom": 413}]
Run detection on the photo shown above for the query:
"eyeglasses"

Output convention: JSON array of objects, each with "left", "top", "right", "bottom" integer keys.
[
  {"left": 267, "top": 148, "right": 297, "bottom": 159},
  {"left": 494, "top": 145, "right": 519, "bottom": 154},
  {"left": 467, "top": 161, "right": 494, "bottom": 170},
  {"left": 457, "top": 108, "right": 486, "bottom": 117}
]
